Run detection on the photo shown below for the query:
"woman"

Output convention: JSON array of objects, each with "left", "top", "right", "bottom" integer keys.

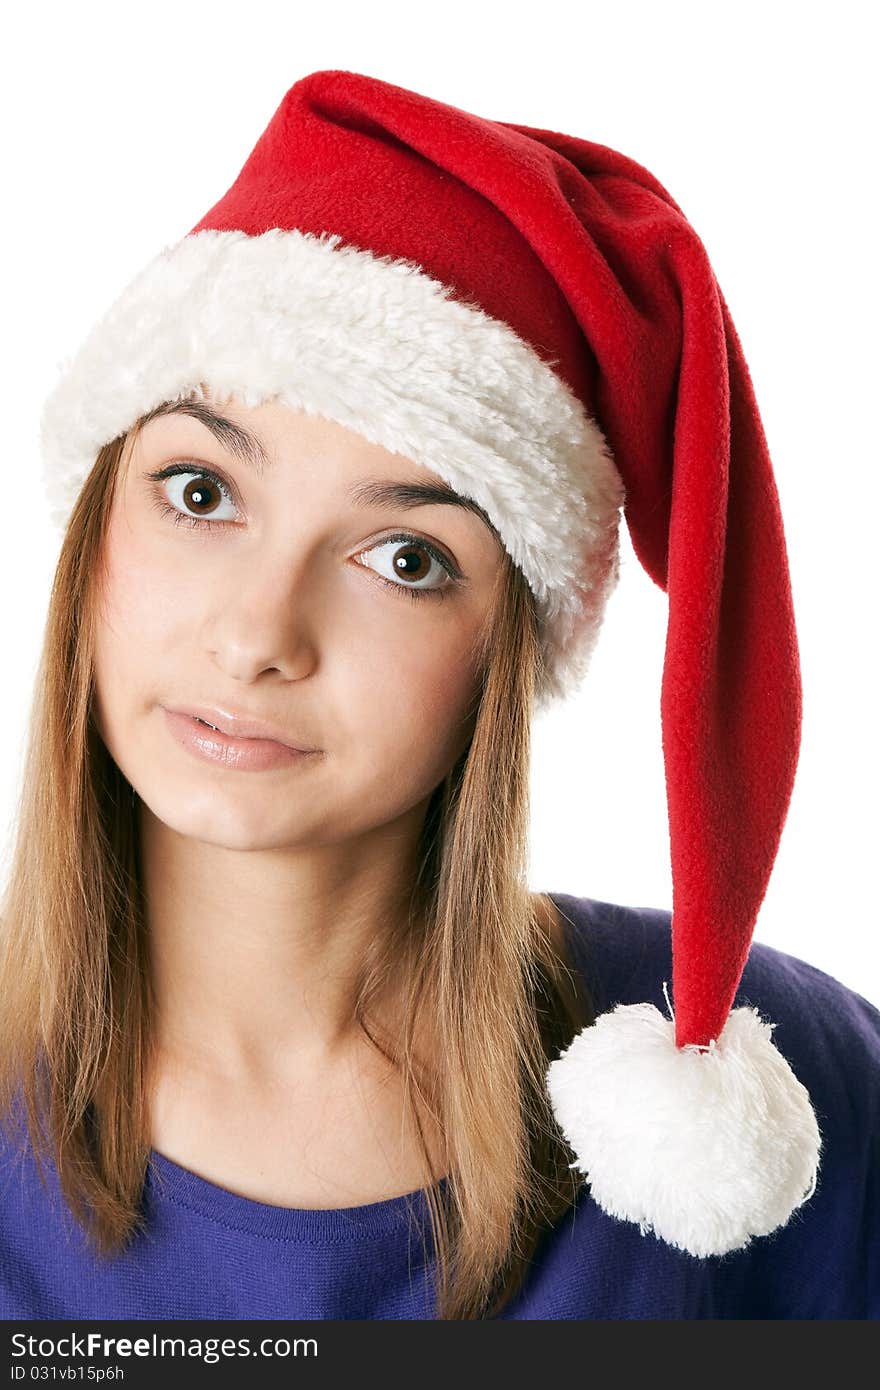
[{"left": 1, "top": 69, "right": 877, "bottom": 1321}]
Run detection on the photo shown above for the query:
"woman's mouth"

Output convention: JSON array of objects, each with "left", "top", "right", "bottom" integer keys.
[{"left": 161, "top": 708, "right": 320, "bottom": 772}]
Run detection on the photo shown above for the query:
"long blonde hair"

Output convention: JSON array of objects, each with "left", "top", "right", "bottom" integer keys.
[{"left": 0, "top": 413, "right": 594, "bottom": 1320}]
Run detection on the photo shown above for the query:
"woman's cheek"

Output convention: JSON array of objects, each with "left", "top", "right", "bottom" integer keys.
[
  {"left": 115, "top": 524, "right": 258, "bottom": 654},
  {"left": 347, "top": 602, "right": 477, "bottom": 715},
  {"left": 99, "top": 508, "right": 179, "bottom": 631}
]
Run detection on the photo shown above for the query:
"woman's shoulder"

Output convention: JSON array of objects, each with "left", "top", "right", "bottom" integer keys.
[{"left": 544, "top": 888, "right": 880, "bottom": 1058}]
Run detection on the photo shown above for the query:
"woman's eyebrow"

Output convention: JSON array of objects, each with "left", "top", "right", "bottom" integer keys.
[
  {"left": 141, "top": 398, "right": 499, "bottom": 535},
  {"left": 347, "top": 479, "right": 498, "bottom": 535},
  {"left": 141, "top": 398, "right": 271, "bottom": 475}
]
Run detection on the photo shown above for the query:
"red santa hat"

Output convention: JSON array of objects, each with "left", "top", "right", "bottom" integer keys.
[{"left": 39, "top": 68, "right": 821, "bottom": 1258}]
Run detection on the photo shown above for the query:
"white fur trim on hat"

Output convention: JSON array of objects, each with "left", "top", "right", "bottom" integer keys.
[
  {"left": 38, "top": 227, "right": 626, "bottom": 706},
  {"left": 546, "top": 999, "right": 823, "bottom": 1258}
]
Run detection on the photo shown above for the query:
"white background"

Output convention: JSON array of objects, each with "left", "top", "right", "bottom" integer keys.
[{"left": 1, "top": 0, "right": 876, "bottom": 1003}]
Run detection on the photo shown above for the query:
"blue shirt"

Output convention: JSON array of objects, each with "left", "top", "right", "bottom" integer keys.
[{"left": 2, "top": 893, "right": 878, "bottom": 1319}]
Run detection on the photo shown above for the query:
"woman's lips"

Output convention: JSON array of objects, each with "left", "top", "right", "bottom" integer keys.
[{"left": 162, "top": 707, "right": 319, "bottom": 772}]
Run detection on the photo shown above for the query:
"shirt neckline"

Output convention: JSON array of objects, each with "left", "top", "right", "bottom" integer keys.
[{"left": 145, "top": 1148, "right": 449, "bottom": 1240}]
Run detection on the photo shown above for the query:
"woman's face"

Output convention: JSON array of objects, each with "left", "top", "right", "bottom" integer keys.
[{"left": 91, "top": 394, "right": 504, "bottom": 850}]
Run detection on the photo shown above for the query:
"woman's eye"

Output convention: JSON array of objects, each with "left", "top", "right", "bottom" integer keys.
[
  {"left": 148, "top": 466, "right": 237, "bottom": 527},
  {"left": 356, "top": 536, "right": 459, "bottom": 603}
]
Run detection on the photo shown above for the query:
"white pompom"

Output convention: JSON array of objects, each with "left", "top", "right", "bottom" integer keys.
[{"left": 546, "top": 1000, "right": 822, "bottom": 1258}]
